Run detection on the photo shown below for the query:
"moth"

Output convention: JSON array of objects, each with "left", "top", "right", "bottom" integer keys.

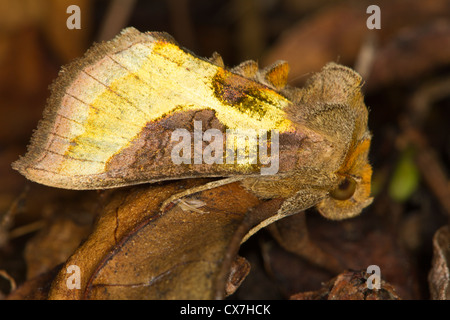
[{"left": 13, "top": 27, "right": 373, "bottom": 226}]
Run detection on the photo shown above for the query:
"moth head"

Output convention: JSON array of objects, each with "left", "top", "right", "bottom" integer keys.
[{"left": 316, "top": 136, "right": 373, "bottom": 220}]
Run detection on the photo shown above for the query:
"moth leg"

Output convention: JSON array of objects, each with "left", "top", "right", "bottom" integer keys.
[
  {"left": 160, "top": 176, "right": 246, "bottom": 212},
  {"left": 241, "top": 188, "right": 325, "bottom": 243},
  {"left": 241, "top": 211, "right": 287, "bottom": 243},
  {"left": 242, "top": 187, "right": 342, "bottom": 273},
  {"left": 175, "top": 198, "right": 208, "bottom": 214},
  {"left": 267, "top": 213, "right": 343, "bottom": 274}
]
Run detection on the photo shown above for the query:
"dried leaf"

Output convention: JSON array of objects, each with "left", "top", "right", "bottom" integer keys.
[
  {"left": 24, "top": 217, "right": 93, "bottom": 279},
  {"left": 267, "top": 213, "right": 342, "bottom": 273},
  {"left": 428, "top": 225, "right": 450, "bottom": 300},
  {"left": 262, "top": 0, "right": 450, "bottom": 90},
  {"left": 368, "top": 20, "right": 450, "bottom": 90},
  {"left": 225, "top": 256, "right": 251, "bottom": 297},
  {"left": 6, "top": 267, "right": 60, "bottom": 300},
  {"left": 290, "top": 270, "right": 401, "bottom": 300},
  {"left": 264, "top": 212, "right": 420, "bottom": 299},
  {"left": 48, "top": 179, "right": 274, "bottom": 300}
]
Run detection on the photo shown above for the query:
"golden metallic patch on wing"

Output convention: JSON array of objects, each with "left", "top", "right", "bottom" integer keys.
[
  {"left": 211, "top": 68, "right": 292, "bottom": 129},
  {"left": 57, "top": 36, "right": 294, "bottom": 178}
]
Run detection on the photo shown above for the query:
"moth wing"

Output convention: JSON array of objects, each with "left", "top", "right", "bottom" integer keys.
[{"left": 12, "top": 27, "right": 294, "bottom": 190}]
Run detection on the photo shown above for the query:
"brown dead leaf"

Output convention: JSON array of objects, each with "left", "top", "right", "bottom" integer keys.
[
  {"left": 428, "top": 225, "right": 450, "bottom": 300},
  {"left": 47, "top": 179, "right": 277, "bottom": 300},
  {"left": 290, "top": 270, "right": 401, "bottom": 300},
  {"left": 225, "top": 256, "right": 251, "bottom": 297},
  {"left": 263, "top": 210, "right": 420, "bottom": 299},
  {"left": 6, "top": 267, "right": 60, "bottom": 300},
  {"left": 267, "top": 212, "right": 342, "bottom": 274},
  {"left": 262, "top": 0, "right": 450, "bottom": 89},
  {"left": 24, "top": 216, "right": 93, "bottom": 279},
  {"left": 368, "top": 20, "right": 450, "bottom": 90}
]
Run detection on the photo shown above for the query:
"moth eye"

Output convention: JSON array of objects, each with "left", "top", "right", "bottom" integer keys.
[{"left": 330, "top": 177, "right": 357, "bottom": 200}]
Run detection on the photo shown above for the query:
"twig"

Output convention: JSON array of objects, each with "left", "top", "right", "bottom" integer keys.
[
  {"left": 0, "top": 269, "right": 16, "bottom": 293},
  {"left": 354, "top": 33, "right": 377, "bottom": 81}
]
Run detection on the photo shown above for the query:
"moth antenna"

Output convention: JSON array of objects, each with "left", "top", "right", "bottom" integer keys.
[
  {"left": 230, "top": 60, "right": 259, "bottom": 79},
  {"left": 259, "top": 60, "right": 290, "bottom": 90},
  {"left": 209, "top": 52, "right": 224, "bottom": 68}
]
